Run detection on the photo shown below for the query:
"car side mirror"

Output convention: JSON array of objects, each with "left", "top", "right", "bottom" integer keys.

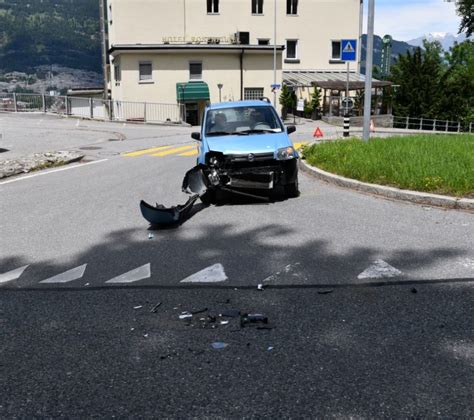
[
  {"left": 287, "top": 125, "right": 296, "bottom": 134},
  {"left": 191, "top": 132, "right": 201, "bottom": 141}
]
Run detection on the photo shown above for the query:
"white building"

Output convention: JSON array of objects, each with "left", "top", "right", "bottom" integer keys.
[{"left": 106, "top": 0, "right": 366, "bottom": 124}]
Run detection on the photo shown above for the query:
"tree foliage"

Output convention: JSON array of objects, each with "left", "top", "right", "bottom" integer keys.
[
  {"left": 279, "top": 84, "right": 297, "bottom": 110},
  {"left": 453, "top": 0, "right": 473, "bottom": 37},
  {"left": 0, "top": 0, "right": 101, "bottom": 73},
  {"left": 390, "top": 40, "right": 473, "bottom": 125}
]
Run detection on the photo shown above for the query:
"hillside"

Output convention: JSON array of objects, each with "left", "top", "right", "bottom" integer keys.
[
  {"left": 361, "top": 34, "right": 416, "bottom": 74},
  {"left": 0, "top": 0, "right": 101, "bottom": 73}
]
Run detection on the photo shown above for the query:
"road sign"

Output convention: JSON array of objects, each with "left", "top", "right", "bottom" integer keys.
[
  {"left": 271, "top": 84, "right": 281, "bottom": 89},
  {"left": 341, "top": 39, "right": 357, "bottom": 61},
  {"left": 297, "top": 99, "right": 305, "bottom": 112},
  {"left": 341, "top": 97, "right": 354, "bottom": 109}
]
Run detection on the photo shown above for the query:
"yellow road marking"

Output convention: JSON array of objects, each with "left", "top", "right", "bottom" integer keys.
[
  {"left": 151, "top": 145, "right": 196, "bottom": 157},
  {"left": 178, "top": 149, "right": 199, "bottom": 156},
  {"left": 123, "top": 145, "right": 174, "bottom": 157}
]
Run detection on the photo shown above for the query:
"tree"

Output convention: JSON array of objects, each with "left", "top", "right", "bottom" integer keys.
[
  {"left": 279, "top": 84, "right": 297, "bottom": 118},
  {"left": 448, "top": 0, "right": 474, "bottom": 37},
  {"left": 390, "top": 41, "right": 445, "bottom": 118}
]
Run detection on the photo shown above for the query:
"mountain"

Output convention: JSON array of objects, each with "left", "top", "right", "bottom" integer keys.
[
  {"left": 0, "top": 0, "right": 101, "bottom": 74},
  {"left": 408, "top": 32, "right": 466, "bottom": 51},
  {"left": 361, "top": 34, "right": 416, "bottom": 75}
]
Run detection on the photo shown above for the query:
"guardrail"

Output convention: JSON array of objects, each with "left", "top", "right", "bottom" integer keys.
[
  {"left": 0, "top": 93, "right": 185, "bottom": 125},
  {"left": 392, "top": 115, "right": 472, "bottom": 133}
]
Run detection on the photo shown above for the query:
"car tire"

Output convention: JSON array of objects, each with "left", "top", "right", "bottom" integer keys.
[{"left": 285, "top": 179, "right": 300, "bottom": 198}]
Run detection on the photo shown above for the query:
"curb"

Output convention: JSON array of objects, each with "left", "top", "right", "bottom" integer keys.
[{"left": 299, "top": 160, "right": 474, "bottom": 211}]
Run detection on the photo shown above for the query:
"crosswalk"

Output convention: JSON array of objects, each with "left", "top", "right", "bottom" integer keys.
[
  {"left": 123, "top": 142, "right": 308, "bottom": 158},
  {"left": 1, "top": 258, "right": 473, "bottom": 289}
]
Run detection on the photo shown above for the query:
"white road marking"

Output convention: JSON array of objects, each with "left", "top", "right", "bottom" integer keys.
[
  {"left": 459, "top": 258, "right": 474, "bottom": 270},
  {"left": 263, "top": 262, "right": 304, "bottom": 282},
  {"left": 180, "top": 263, "right": 228, "bottom": 283},
  {"left": 40, "top": 264, "right": 87, "bottom": 284},
  {"left": 0, "top": 265, "right": 29, "bottom": 284},
  {"left": 0, "top": 159, "right": 108, "bottom": 186},
  {"left": 105, "top": 263, "right": 151, "bottom": 284},
  {"left": 358, "top": 259, "right": 402, "bottom": 280}
]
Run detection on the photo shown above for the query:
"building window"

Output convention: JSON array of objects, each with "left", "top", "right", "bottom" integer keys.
[
  {"left": 189, "top": 62, "right": 202, "bottom": 80},
  {"left": 286, "top": 39, "right": 298, "bottom": 59},
  {"left": 244, "top": 87, "right": 264, "bottom": 100},
  {"left": 207, "top": 0, "right": 219, "bottom": 14},
  {"left": 139, "top": 62, "right": 152, "bottom": 82},
  {"left": 252, "top": 0, "right": 264, "bottom": 14},
  {"left": 287, "top": 0, "right": 298, "bottom": 15},
  {"left": 332, "top": 41, "right": 342, "bottom": 60},
  {"left": 114, "top": 64, "right": 121, "bottom": 85},
  {"left": 258, "top": 39, "right": 270, "bottom": 45}
]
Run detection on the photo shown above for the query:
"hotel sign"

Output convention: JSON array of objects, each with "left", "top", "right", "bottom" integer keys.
[{"left": 162, "top": 35, "right": 237, "bottom": 44}]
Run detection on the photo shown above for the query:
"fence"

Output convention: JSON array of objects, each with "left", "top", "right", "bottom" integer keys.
[
  {"left": 392, "top": 115, "right": 472, "bottom": 133},
  {"left": 0, "top": 93, "right": 185, "bottom": 124}
]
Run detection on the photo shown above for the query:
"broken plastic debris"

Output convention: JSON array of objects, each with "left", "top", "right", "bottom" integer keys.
[
  {"left": 257, "top": 284, "right": 264, "bottom": 291},
  {"left": 211, "top": 342, "right": 228, "bottom": 350},
  {"left": 148, "top": 233, "right": 154, "bottom": 240},
  {"left": 241, "top": 313, "right": 268, "bottom": 327},
  {"left": 317, "top": 289, "right": 334, "bottom": 295},
  {"left": 179, "top": 312, "right": 193, "bottom": 320},
  {"left": 133, "top": 305, "right": 143, "bottom": 310},
  {"left": 84, "top": 282, "right": 90, "bottom": 286},
  {"left": 220, "top": 320, "right": 230, "bottom": 325},
  {"left": 411, "top": 287, "right": 418, "bottom": 294},
  {"left": 150, "top": 302, "right": 162, "bottom": 313},
  {"left": 143, "top": 333, "right": 149, "bottom": 338},
  {"left": 140, "top": 195, "right": 199, "bottom": 226},
  {"left": 267, "top": 346, "right": 274, "bottom": 351}
]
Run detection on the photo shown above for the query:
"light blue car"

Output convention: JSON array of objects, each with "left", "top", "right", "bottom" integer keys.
[{"left": 186, "top": 99, "right": 299, "bottom": 203}]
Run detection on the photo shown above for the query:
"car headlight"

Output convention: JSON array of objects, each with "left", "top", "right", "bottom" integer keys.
[{"left": 276, "top": 146, "right": 296, "bottom": 160}]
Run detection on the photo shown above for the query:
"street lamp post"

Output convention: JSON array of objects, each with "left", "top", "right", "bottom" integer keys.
[
  {"left": 362, "top": 0, "right": 375, "bottom": 141},
  {"left": 217, "top": 83, "right": 223, "bottom": 102},
  {"left": 273, "top": 0, "right": 277, "bottom": 108}
]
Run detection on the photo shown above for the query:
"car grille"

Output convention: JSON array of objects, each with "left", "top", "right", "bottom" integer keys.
[{"left": 227, "top": 152, "right": 274, "bottom": 163}]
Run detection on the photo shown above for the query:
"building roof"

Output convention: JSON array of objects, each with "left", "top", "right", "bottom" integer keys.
[
  {"left": 283, "top": 70, "right": 392, "bottom": 90},
  {"left": 109, "top": 44, "right": 285, "bottom": 55}
]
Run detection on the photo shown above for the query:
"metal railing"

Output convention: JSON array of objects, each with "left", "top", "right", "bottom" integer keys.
[
  {"left": 392, "top": 115, "right": 472, "bottom": 133},
  {"left": 0, "top": 93, "right": 185, "bottom": 125}
]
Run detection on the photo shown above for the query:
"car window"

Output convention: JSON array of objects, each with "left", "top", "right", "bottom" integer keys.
[{"left": 205, "top": 106, "right": 283, "bottom": 135}]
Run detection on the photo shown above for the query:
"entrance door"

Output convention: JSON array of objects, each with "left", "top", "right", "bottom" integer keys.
[{"left": 185, "top": 103, "right": 199, "bottom": 126}]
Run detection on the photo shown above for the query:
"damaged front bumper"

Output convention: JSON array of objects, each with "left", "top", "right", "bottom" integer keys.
[{"left": 139, "top": 195, "right": 199, "bottom": 226}]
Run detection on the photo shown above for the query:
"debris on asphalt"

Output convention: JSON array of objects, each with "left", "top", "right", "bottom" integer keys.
[
  {"left": 257, "top": 284, "right": 264, "bottom": 291},
  {"left": 148, "top": 233, "right": 154, "bottom": 240},
  {"left": 318, "top": 289, "right": 334, "bottom": 295},
  {"left": 220, "top": 320, "right": 229, "bottom": 325},
  {"left": 143, "top": 333, "right": 149, "bottom": 338},
  {"left": 267, "top": 346, "right": 274, "bottom": 351},
  {"left": 240, "top": 313, "right": 268, "bottom": 327},
  {"left": 84, "top": 283, "right": 90, "bottom": 287},
  {"left": 150, "top": 302, "right": 162, "bottom": 313},
  {"left": 179, "top": 311, "right": 193, "bottom": 320},
  {"left": 411, "top": 287, "right": 418, "bottom": 294},
  {"left": 191, "top": 307, "right": 208, "bottom": 315},
  {"left": 211, "top": 342, "right": 228, "bottom": 350},
  {"left": 133, "top": 305, "right": 143, "bottom": 310}
]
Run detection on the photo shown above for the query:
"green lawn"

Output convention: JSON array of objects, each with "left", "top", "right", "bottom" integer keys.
[{"left": 303, "top": 134, "right": 474, "bottom": 198}]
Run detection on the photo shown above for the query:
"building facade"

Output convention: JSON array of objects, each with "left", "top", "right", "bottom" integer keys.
[{"left": 106, "top": 0, "right": 363, "bottom": 123}]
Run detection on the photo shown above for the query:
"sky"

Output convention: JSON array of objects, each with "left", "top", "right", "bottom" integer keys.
[{"left": 363, "top": 0, "right": 462, "bottom": 41}]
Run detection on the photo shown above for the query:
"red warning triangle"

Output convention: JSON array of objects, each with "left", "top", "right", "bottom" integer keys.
[{"left": 313, "top": 127, "right": 324, "bottom": 138}]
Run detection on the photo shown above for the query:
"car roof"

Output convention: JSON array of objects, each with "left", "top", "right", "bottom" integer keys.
[{"left": 208, "top": 100, "right": 273, "bottom": 110}]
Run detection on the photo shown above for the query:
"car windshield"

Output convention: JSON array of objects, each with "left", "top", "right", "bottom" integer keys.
[{"left": 205, "top": 106, "right": 283, "bottom": 136}]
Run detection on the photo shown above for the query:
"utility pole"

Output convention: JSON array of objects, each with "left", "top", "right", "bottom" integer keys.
[
  {"left": 99, "top": 0, "right": 108, "bottom": 100},
  {"left": 362, "top": 0, "right": 375, "bottom": 141},
  {"left": 273, "top": 0, "right": 277, "bottom": 108}
]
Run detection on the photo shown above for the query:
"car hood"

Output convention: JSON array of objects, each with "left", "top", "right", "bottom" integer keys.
[{"left": 205, "top": 132, "right": 291, "bottom": 155}]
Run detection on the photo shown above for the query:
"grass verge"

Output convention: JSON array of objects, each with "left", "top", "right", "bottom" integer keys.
[{"left": 303, "top": 134, "right": 474, "bottom": 198}]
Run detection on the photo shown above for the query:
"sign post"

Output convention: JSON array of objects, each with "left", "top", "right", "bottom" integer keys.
[{"left": 341, "top": 39, "right": 357, "bottom": 136}]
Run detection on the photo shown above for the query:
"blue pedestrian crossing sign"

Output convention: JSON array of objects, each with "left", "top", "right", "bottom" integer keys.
[{"left": 341, "top": 39, "right": 357, "bottom": 61}]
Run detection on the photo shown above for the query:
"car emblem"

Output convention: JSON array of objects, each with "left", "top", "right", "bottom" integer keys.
[{"left": 247, "top": 153, "right": 255, "bottom": 162}]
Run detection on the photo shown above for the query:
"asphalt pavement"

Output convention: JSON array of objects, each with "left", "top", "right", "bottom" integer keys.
[{"left": 0, "top": 114, "right": 473, "bottom": 418}]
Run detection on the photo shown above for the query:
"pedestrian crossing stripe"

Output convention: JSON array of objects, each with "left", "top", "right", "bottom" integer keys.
[{"left": 124, "top": 142, "right": 308, "bottom": 158}]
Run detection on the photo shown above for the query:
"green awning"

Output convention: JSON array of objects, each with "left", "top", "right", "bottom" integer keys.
[{"left": 176, "top": 82, "right": 210, "bottom": 102}]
